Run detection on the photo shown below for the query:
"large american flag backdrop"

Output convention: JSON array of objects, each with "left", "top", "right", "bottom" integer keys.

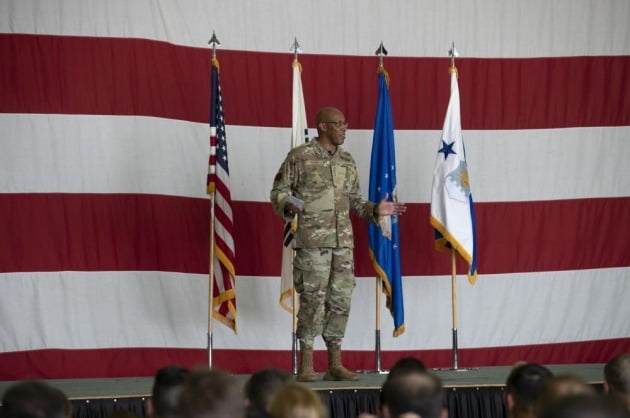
[{"left": 1, "top": 0, "right": 629, "bottom": 379}]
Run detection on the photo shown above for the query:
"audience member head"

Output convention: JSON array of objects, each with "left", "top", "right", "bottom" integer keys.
[
  {"left": 503, "top": 363, "right": 554, "bottom": 418},
  {"left": 381, "top": 371, "right": 446, "bottom": 418},
  {"left": 604, "top": 353, "right": 630, "bottom": 408},
  {"left": 539, "top": 393, "right": 630, "bottom": 418},
  {"left": 146, "top": 365, "right": 190, "bottom": 418},
  {"left": 243, "top": 368, "right": 292, "bottom": 418},
  {"left": 387, "top": 357, "right": 427, "bottom": 381},
  {"left": 177, "top": 367, "right": 245, "bottom": 418},
  {"left": 267, "top": 382, "right": 326, "bottom": 418},
  {"left": 1, "top": 381, "right": 72, "bottom": 418},
  {"left": 537, "top": 374, "right": 596, "bottom": 414},
  {"left": 377, "top": 356, "right": 429, "bottom": 413}
]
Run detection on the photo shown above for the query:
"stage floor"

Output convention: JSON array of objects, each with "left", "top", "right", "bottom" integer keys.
[{"left": 0, "top": 363, "right": 605, "bottom": 399}]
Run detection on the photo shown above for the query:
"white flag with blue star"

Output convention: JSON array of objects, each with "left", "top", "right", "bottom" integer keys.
[{"left": 430, "top": 68, "right": 478, "bottom": 284}]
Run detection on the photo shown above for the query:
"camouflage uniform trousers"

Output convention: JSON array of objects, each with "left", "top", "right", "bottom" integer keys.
[{"left": 293, "top": 247, "right": 356, "bottom": 348}]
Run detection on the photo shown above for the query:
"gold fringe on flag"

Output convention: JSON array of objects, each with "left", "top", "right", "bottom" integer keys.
[
  {"left": 377, "top": 65, "right": 391, "bottom": 87},
  {"left": 449, "top": 65, "right": 458, "bottom": 79}
]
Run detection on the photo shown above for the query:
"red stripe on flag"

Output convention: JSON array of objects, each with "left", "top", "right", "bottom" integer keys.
[
  {"left": 1, "top": 34, "right": 629, "bottom": 129},
  {"left": 0, "top": 194, "right": 629, "bottom": 276}
]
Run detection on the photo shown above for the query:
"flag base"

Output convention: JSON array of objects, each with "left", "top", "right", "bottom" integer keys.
[{"left": 357, "top": 369, "right": 389, "bottom": 375}]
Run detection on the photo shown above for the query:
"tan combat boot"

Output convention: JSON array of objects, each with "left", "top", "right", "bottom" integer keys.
[
  {"left": 297, "top": 345, "right": 317, "bottom": 382},
  {"left": 323, "top": 345, "right": 358, "bottom": 381}
]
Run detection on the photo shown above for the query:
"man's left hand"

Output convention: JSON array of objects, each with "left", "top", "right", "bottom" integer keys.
[{"left": 376, "top": 193, "right": 407, "bottom": 216}]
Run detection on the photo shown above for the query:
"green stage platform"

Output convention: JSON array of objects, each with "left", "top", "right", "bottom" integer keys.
[{"left": 0, "top": 364, "right": 606, "bottom": 418}]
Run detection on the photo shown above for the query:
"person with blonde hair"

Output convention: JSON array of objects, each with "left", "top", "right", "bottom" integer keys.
[
  {"left": 537, "top": 374, "right": 596, "bottom": 415},
  {"left": 540, "top": 394, "right": 630, "bottom": 418},
  {"left": 267, "top": 382, "right": 326, "bottom": 418}
]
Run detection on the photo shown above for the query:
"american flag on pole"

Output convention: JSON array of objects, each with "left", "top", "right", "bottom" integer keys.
[
  {"left": 279, "top": 58, "right": 309, "bottom": 313},
  {"left": 207, "top": 57, "right": 237, "bottom": 332}
]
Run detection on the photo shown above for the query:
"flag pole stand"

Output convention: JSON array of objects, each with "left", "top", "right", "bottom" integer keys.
[
  {"left": 207, "top": 195, "right": 216, "bottom": 368},
  {"left": 291, "top": 286, "right": 298, "bottom": 375},
  {"left": 450, "top": 248, "right": 459, "bottom": 370},
  {"left": 375, "top": 276, "right": 384, "bottom": 373},
  {"left": 359, "top": 277, "right": 387, "bottom": 374},
  {"left": 435, "top": 248, "right": 475, "bottom": 372}
]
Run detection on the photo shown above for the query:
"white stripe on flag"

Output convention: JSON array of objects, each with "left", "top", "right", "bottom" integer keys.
[
  {"left": 3, "top": 114, "right": 628, "bottom": 202},
  {"left": 1, "top": 268, "right": 628, "bottom": 352}
]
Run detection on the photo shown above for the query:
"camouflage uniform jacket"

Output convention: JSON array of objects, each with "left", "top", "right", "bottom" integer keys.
[{"left": 270, "top": 139, "right": 378, "bottom": 248}]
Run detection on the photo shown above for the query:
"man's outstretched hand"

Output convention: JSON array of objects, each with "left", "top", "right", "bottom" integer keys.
[{"left": 376, "top": 193, "right": 407, "bottom": 216}]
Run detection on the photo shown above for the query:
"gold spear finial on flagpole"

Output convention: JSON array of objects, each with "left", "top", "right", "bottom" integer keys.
[
  {"left": 290, "top": 37, "right": 302, "bottom": 63},
  {"left": 375, "top": 41, "right": 390, "bottom": 85},
  {"left": 449, "top": 42, "right": 459, "bottom": 76},
  {"left": 375, "top": 41, "right": 388, "bottom": 68}
]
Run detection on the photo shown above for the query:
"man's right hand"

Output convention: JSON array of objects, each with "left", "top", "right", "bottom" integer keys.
[{"left": 285, "top": 203, "right": 303, "bottom": 216}]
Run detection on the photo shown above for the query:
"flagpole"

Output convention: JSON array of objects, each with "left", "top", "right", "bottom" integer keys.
[
  {"left": 431, "top": 42, "right": 475, "bottom": 372},
  {"left": 373, "top": 41, "right": 389, "bottom": 374},
  {"left": 451, "top": 248, "right": 459, "bottom": 370},
  {"left": 206, "top": 31, "right": 221, "bottom": 368},
  {"left": 375, "top": 273, "right": 382, "bottom": 372},
  {"left": 207, "top": 195, "right": 216, "bottom": 368},
  {"left": 448, "top": 42, "right": 462, "bottom": 371},
  {"left": 289, "top": 37, "right": 302, "bottom": 376},
  {"left": 291, "top": 288, "right": 298, "bottom": 375}
]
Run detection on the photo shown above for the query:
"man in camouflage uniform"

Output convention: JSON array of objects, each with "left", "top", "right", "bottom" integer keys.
[{"left": 270, "top": 107, "right": 406, "bottom": 381}]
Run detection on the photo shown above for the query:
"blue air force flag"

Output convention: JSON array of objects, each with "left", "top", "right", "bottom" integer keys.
[
  {"left": 430, "top": 68, "right": 478, "bottom": 284},
  {"left": 368, "top": 68, "right": 405, "bottom": 336}
]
